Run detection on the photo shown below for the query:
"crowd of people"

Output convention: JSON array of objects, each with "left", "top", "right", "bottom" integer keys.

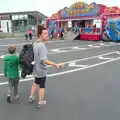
[{"left": 48, "top": 27, "right": 65, "bottom": 40}]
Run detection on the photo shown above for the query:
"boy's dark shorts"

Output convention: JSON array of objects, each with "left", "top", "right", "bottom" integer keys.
[{"left": 34, "top": 76, "right": 46, "bottom": 88}]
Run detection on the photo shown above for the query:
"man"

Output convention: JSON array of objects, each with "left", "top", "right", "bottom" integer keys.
[{"left": 28, "top": 25, "right": 62, "bottom": 108}]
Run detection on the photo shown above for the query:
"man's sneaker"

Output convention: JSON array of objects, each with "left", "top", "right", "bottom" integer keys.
[
  {"left": 14, "top": 95, "right": 20, "bottom": 100},
  {"left": 7, "top": 96, "right": 12, "bottom": 103},
  {"left": 37, "top": 101, "right": 46, "bottom": 108},
  {"left": 28, "top": 96, "right": 35, "bottom": 103}
]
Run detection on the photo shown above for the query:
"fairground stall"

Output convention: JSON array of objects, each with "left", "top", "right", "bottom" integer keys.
[{"left": 46, "top": 2, "right": 120, "bottom": 41}]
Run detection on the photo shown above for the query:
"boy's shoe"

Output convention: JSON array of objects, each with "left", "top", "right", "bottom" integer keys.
[
  {"left": 28, "top": 96, "right": 35, "bottom": 103},
  {"left": 7, "top": 95, "right": 12, "bottom": 103},
  {"left": 14, "top": 95, "right": 20, "bottom": 100},
  {"left": 37, "top": 101, "right": 46, "bottom": 108}
]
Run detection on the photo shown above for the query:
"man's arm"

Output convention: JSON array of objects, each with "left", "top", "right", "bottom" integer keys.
[
  {"left": 43, "top": 59, "right": 57, "bottom": 67},
  {"left": 39, "top": 44, "right": 61, "bottom": 68}
]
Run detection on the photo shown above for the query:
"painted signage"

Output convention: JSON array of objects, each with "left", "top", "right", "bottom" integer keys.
[
  {"left": 60, "top": 2, "right": 100, "bottom": 18},
  {"left": 103, "top": 16, "right": 120, "bottom": 41}
]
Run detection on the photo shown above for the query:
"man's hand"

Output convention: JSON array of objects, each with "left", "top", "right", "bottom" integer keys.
[{"left": 54, "top": 64, "right": 63, "bottom": 69}]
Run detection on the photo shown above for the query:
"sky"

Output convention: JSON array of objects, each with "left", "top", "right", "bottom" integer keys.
[{"left": 0, "top": 0, "right": 120, "bottom": 17}]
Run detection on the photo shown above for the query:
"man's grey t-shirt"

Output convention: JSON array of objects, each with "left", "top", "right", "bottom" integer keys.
[{"left": 33, "top": 41, "right": 48, "bottom": 78}]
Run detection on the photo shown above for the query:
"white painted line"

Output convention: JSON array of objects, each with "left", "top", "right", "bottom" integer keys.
[
  {"left": 91, "top": 46, "right": 101, "bottom": 48},
  {"left": 98, "top": 56, "right": 113, "bottom": 60},
  {"left": 51, "top": 49, "right": 67, "bottom": 53},
  {"left": 0, "top": 73, "right": 4, "bottom": 76},
  {"left": 68, "top": 61, "right": 88, "bottom": 67},
  {"left": 0, "top": 43, "right": 28, "bottom": 47},
  {"left": 109, "top": 42, "right": 114, "bottom": 44},
  {"left": 73, "top": 65, "right": 88, "bottom": 67},
  {"left": 72, "top": 47, "right": 87, "bottom": 50},
  {"left": 72, "top": 46, "right": 79, "bottom": 49},
  {"left": 49, "top": 43, "right": 104, "bottom": 50},
  {"left": 0, "top": 53, "right": 19, "bottom": 58},
  {"left": 69, "top": 64, "right": 88, "bottom": 67},
  {"left": 100, "top": 43, "right": 104, "bottom": 46},
  {"left": 51, "top": 49, "right": 60, "bottom": 52},
  {"left": 0, "top": 56, "right": 120, "bottom": 86},
  {"left": 68, "top": 62, "right": 76, "bottom": 66},
  {"left": 116, "top": 51, "right": 120, "bottom": 54},
  {"left": 88, "top": 45, "right": 93, "bottom": 47}
]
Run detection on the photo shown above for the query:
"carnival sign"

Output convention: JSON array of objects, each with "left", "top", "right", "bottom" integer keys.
[{"left": 60, "top": 2, "right": 100, "bottom": 18}]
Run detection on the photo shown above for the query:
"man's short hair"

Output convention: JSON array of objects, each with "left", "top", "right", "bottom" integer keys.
[
  {"left": 8, "top": 46, "right": 16, "bottom": 54},
  {"left": 37, "top": 25, "right": 46, "bottom": 37}
]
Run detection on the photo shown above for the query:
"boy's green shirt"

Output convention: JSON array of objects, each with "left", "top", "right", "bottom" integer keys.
[{"left": 4, "top": 55, "right": 20, "bottom": 79}]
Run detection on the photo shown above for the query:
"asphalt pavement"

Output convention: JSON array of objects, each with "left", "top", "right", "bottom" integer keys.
[{"left": 0, "top": 38, "right": 120, "bottom": 120}]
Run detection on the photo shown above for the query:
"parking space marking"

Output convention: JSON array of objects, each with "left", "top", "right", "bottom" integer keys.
[{"left": 0, "top": 54, "right": 120, "bottom": 86}]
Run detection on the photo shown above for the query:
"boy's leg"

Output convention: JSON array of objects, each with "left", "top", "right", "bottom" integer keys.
[
  {"left": 13, "top": 77, "right": 19, "bottom": 99},
  {"left": 7, "top": 79, "right": 13, "bottom": 103},
  {"left": 8, "top": 79, "right": 13, "bottom": 96}
]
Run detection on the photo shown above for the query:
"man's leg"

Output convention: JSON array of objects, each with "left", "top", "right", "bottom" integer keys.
[
  {"left": 29, "top": 78, "right": 38, "bottom": 102},
  {"left": 37, "top": 77, "right": 46, "bottom": 108},
  {"left": 30, "top": 83, "right": 37, "bottom": 97}
]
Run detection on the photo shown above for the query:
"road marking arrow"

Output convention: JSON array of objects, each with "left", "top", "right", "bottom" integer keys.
[{"left": 68, "top": 62, "right": 88, "bottom": 67}]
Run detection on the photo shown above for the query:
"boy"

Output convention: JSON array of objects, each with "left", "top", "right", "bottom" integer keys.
[{"left": 4, "top": 46, "right": 20, "bottom": 103}]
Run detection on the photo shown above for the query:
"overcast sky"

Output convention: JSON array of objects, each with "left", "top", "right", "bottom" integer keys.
[{"left": 0, "top": 0, "right": 120, "bottom": 17}]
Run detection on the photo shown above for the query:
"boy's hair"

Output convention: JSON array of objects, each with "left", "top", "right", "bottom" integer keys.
[
  {"left": 8, "top": 46, "right": 16, "bottom": 54},
  {"left": 37, "top": 25, "right": 46, "bottom": 37}
]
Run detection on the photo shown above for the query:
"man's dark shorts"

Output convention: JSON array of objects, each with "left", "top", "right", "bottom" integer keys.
[{"left": 34, "top": 76, "right": 46, "bottom": 88}]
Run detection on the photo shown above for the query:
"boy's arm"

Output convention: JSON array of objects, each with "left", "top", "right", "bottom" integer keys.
[
  {"left": 4, "top": 59, "right": 7, "bottom": 77},
  {"left": 17, "top": 56, "right": 21, "bottom": 69}
]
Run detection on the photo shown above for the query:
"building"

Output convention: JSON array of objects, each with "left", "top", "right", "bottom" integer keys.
[
  {"left": 47, "top": 2, "right": 120, "bottom": 41},
  {"left": 0, "top": 11, "right": 47, "bottom": 35}
]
